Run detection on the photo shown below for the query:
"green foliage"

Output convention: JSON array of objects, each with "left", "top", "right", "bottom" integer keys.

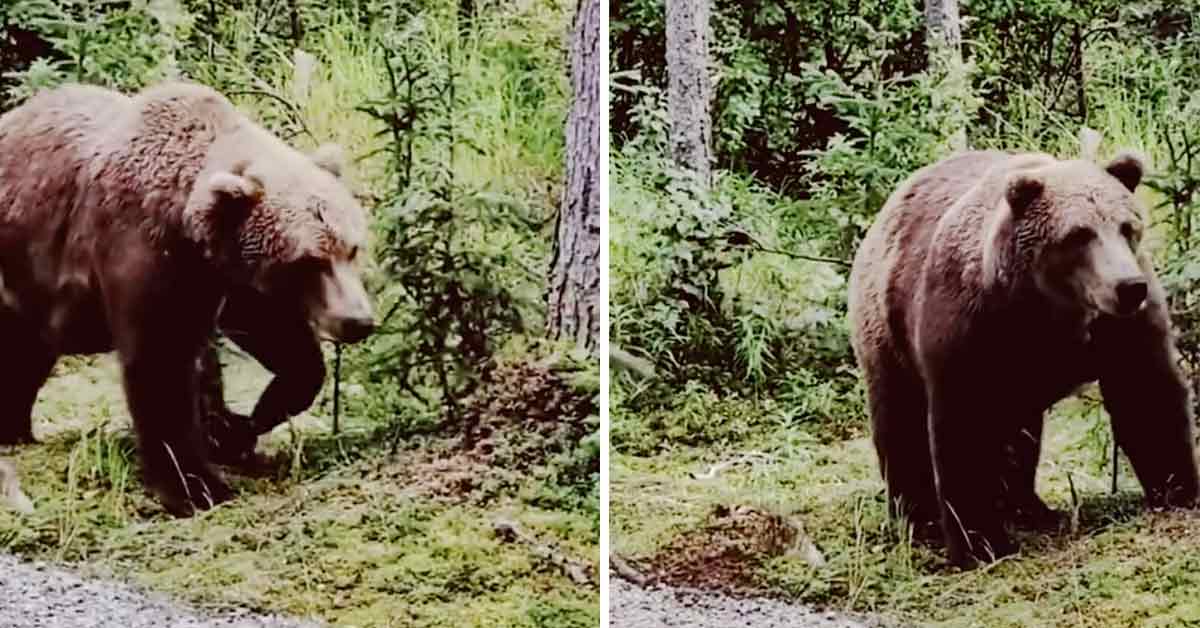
[
  {"left": 611, "top": 102, "right": 864, "bottom": 448},
  {"left": 4, "top": 0, "right": 185, "bottom": 101},
  {"left": 359, "top": 9, "right": 534, "bottom": 427},
  {"left": 801, "top": 54, "right": 980, "bottom": 259},
  {"left": 612, "top": 0, "right": 925, "bottom": 188},
  {"left": 1146, "top": 97, "right": 1200, "bottom": 408}
]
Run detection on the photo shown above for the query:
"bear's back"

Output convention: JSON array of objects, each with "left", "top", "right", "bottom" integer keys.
[
  {"left": 0, "top": 85, "right": 132, "bottom": 224},
  {"left": 849, "top": 151, "right": 1010, "bottom": 366}
]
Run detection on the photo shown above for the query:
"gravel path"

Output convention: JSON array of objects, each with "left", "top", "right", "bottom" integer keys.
[
  {"left": 610, "top": 577, "right": 906, "bottom": 628},
  {"left": 0, "top": 554, "right": 324, "bottom": 628}
]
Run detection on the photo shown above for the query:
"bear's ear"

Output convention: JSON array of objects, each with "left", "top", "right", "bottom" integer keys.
[
  {"left": 208, "top": 169, "right": 263, "bottom": 203},
  {"left": 310, "top": 143, "right": 345, "bottom": 177},
  {"left": 1005, "top": 172, "right": 1043, "bottom": 218},
  {"left": 1105, "top": 152, "right": 1144, "bottom": 192}
]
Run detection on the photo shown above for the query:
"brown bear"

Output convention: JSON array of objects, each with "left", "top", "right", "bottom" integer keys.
[
  {"left": 0, "top": 81, "right": 375, "bottom": 515},
  {"left": 848, "top": 149, "right": 1200, "bottom": 567}
]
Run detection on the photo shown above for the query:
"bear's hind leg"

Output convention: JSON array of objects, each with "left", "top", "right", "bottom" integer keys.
[
  {"left": 0, "top": 321, "right": 56, "bottom": 445},
  {"left": 193, "top": 339, "right": 257, "bottom": 466},
  {"left": 867, "top": 367, "right": 939, "bottom": 539}
]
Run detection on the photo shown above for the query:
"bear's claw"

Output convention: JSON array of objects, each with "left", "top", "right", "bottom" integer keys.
[
  {"left": 153, "top": 470, "right": 234, "bottom": 517},
  {"left": 204, "top": 411, "right": 259, "bottom": 467}
]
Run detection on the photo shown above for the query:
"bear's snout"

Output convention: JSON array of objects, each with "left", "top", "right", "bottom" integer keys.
[
  {"left": 336, "top": 316, "right": 376, "bottom": 343},
  {"left": 309, "top": 261, "right": 375, "bottom": 344},
  {"left": 1115, "top": 277, "right": 1148, "bottom": 315}
]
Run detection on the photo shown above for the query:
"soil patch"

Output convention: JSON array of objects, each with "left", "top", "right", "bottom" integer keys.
[{"left": 636, "top": 505, "right": 807, "bottom": 594}]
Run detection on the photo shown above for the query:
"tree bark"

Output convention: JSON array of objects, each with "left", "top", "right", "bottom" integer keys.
[
  {"left": 665, "top": 0, "right": 712, "bottom": 185},
  {"left": 289, "top": 0, "right": 303, "bottom": 49},
  {"left": 924, "top": 0, "right": 967, "bottom": 150},
  {"left": 546, "top": 0, "right": 600, "bottom": 352},
  {"left": 1071, "top": 24, "right": 1087, "bottom": 120},
  {"left": 924, "top": 0, "right": 962, "bottom": 49}
]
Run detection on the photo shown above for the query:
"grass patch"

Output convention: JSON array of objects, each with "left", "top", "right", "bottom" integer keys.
[
  {"left": 612, "top": 396, "right": 1200, "bottom": 627},
  {"left": 1, "top": 351, "right": 598, "bottom": 628}
]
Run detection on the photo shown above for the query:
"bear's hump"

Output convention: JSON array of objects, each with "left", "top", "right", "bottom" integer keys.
[{"left": 130, "top": 81, "right": 245, "bottom": 138}]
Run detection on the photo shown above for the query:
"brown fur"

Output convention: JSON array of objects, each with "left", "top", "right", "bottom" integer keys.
[
  {"left": 0, "top": 82, "right": 371, "bottom": 515},
  {"left": 849, "top": 150, "right": 1199, "bottom": 567}
]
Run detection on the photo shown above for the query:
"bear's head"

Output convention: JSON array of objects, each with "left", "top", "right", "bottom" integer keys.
[
  {"left": 187, "top": 127, "right": 374, "bottom": 344},
  {"left": 985, "top": 153, "right": 1150, "bottom": 319}
]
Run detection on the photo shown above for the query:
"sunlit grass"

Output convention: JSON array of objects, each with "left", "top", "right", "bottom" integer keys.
[
  {"left": 2, "top": 352, "right": 598, "bottom": 628},
  {"left": 611, "top": 394, "right": 1200, "bottom": 627}
]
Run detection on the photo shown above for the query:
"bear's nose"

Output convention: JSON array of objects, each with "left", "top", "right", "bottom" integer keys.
[
  {"left": 338, "top": 316, "right": 376, "bottom": 344},
  {"left": 1115, "top": 278, "right": 1148, "bottom": 315}
]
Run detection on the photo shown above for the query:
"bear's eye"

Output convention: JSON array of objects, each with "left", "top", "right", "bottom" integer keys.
[
  {"left": 296, "top": 255, "right": 330, "bottom": 273},
  {"left": 1063, "top": 227, "right": 1095, "bottom": 248},
  {"left": 1120, "top": 222, "right": 1140, "bottom": 244}
]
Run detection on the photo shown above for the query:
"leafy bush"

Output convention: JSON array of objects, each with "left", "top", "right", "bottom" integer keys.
[{"left": 356, "top": 9, "right": 539, "bottom": 430}]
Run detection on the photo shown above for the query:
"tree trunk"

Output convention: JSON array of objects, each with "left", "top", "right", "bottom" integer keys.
[
  {"left": 546, "top": 0, "right": 600, "bottom": 352},
  {"left": 665, "top": 0, "right": 712, "bottom": 185},
  {"left": 289, "top": 0, "right": 303, "bottom": 49},
  {"left": 924, "top": 0, "right": 962, "bottom": 49},
  {"left": 1071, "top": 24, "right": 1087, "bottom": 120},
  {"left": 924, "top": 0, "right": 967, "bottom": 150}
]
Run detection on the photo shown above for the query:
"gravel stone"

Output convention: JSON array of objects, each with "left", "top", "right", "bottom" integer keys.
[
  {"left": 0, "top": 554, "right": 324, "bottom": 628},
  {"left": 610, "top": 577, "right": 906, "bottom": 628}
]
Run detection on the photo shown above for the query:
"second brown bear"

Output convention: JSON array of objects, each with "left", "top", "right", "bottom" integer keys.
[{"left": 849, "top": 150, "right": 1200, "bottom": 567}]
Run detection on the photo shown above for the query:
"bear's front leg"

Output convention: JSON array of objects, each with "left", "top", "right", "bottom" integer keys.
[
  {"left": 102, "top": 251, "right": 233, "bottom": 516},
  {"left": 1096, "top": 299, "right": 1199, "bottom": 508},
  {"left": 122, "top": 348, "right": 234, "bottom": 516},
  {"left": 1000, "top": 410, "right": 1065, "bottom": 531},
  {"left": 928, "top": 388, "right": 1015, "bottom": 568},
  {"left": 218, "top": 291, "right": 326, "bottom": 437}
]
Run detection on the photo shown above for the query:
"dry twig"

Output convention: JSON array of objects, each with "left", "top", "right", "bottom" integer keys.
[
  {"left": 691, "top": 451, "right": 772, "bottom": 480},
  {"left": 610, "top": 554, "right": 652, "bottom": 586},
  {"left": 0, "top": 459, "right": 33, "bottom": 514},
  {"left": 494, "top": 519, "right": 594, "bottom": 586}
]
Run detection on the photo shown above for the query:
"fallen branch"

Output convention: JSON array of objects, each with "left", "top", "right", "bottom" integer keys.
[
  {"left": 610, "top": 553, "right": 652, "bottom": 586},
  {"left": 494, "top": 519, "right": 593, "bottom": 586},
  {"left": 0, "top": 458, "right": 33, "bottom": 514},
  {"left": 725, "top": 228, "right": 853, "bottom": 268},
  {"left": 752, "top": 244, "right": 853, "bottom": 268},
  {"left": 691, "top": 451, "right": 772, "bottom": 480},
  {"left": 611, "top": 344, "right": 656, "bottom": 379}
]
